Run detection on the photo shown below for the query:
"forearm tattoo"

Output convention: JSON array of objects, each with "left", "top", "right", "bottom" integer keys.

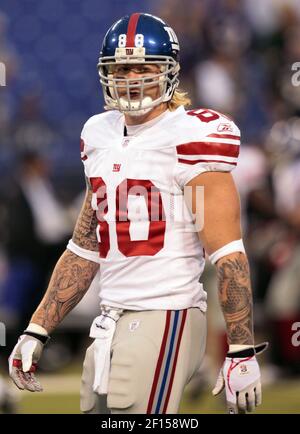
[
  {"left": 217, "top": 253, "right": 254, "bottom": 345},
  {"left": 31, "top": 250, "right": 99, "bottom": 333},
  {"left": 72, "top": 188, "right": 98, "bottom": 251}
]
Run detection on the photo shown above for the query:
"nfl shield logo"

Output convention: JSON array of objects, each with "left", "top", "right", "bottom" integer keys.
[{"left": 129, "top": 320, "right": 140, "bottom": 332}]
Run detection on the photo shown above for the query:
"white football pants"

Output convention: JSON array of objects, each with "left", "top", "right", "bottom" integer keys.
[{"left": 80, "top": 308, "right": 206, "bottom": 414}]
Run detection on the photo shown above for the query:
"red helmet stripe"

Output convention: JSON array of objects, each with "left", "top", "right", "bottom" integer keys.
[{"left": 126, "top": 13, "right": 141, "bottom": 47}]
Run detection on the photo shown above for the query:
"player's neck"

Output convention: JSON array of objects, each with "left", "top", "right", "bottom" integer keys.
[{"left": 124, "top": 103, "right": 168, "bottom": 126}]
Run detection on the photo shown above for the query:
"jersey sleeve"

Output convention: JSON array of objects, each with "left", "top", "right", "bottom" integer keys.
[
  {"left": 80, "top": 130, "right": 91, "bottom": 179},
  {"left": 79, "top": 118, "right": 99, "bottom": 182},
  {"left": 79, "top": 113, "right": 108, "bottom": 179},
  {"left": 66, "top": 123, "right": 100, "bottom": 263},
  {"left": 174, "top": 116, "right": 241, "bottom": 188}
]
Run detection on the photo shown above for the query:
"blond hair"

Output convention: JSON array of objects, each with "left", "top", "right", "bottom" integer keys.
[{"left": 167, "top": 88, "right": 192, "bottom": 111}]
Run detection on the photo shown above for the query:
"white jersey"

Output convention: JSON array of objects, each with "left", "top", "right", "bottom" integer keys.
[{"left": 68, "top": 106, "right": 240, "bottom": 311}]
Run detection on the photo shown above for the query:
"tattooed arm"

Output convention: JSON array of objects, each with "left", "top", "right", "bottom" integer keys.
[
  {"left": 30, "top": 186, "right": 99, "bottom": 334},
  {"left": 187, "top": 172, "right": 254, "bottom": 345},
  {"left": 71, "top": 185, "right": 99, "bottom": 251},
  {"left": 216, "top": 252, "right": 253, "bottom": 345}
]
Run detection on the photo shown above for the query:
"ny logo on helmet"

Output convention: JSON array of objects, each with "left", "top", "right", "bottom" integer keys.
[{"left": 164, "top": 26, "right": 180, "bottom": 50}]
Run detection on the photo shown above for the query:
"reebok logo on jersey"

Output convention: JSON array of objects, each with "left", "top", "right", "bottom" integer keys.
[
  {"left": 217, "top": 123, "right": 233, "bottom": 132},
  {"left": 122, "top": 138, "right": 130, "bottom": 147},
  {"left": 113, "top": 163, "right": 121, "bottom": 172}
]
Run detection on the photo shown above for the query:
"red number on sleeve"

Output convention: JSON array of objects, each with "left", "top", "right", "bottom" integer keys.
[{"left": 187, "top": 109, "right": 220, "bottom": 123}]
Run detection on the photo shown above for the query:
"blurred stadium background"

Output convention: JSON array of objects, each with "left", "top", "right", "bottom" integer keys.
[{"left": 0, "top": 0, "right": 300, "bottom": 414}]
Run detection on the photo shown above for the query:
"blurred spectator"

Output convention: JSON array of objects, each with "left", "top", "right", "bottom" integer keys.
[
  {"left": 194, "top": 55, "right": 239, "bottom": 115},
  {"left": 265, "top": 127, "right": 300, "bottom": 374},
  {"left": 158, "top": 0, "right": 206, "bottom": 71},
  {"left": 0, "top": 151, "right": 72, "bottom": 359},
  {"left": 0, "top": 11, "right": 19, "bottom": 165},
  {"left": 10, "top": 92, "right": 57, "bottom": 155},
  {"left": 233, "top": 144, "right": 273, "bottom": 232},
  {"left": 0, "top": 12, "right": 18, "bottom": 83}
]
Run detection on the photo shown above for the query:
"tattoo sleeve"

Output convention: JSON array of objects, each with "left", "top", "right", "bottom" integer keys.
[
  {"left": 31, "top": 250, "right": 99, "bottom": 334},
  {"left": 30, "top": 184, "right": 100, "bottom": 333},
  {"left": 72, "top": 186, "right": 98, "bottom": 251},
  {"left": 216, "top": 252, "right": 254, "bottom": 345}
]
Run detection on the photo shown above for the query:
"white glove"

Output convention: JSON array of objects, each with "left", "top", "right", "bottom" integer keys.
[
  {"left": 8, "top": 330, "right": 49, "bottom": 392},
  {"left": 212, "top": 342, "right": 268, "bottom": 414}
]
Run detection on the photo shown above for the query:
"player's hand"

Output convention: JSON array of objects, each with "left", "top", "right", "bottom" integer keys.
[
  {"left": 212, "top": 342, "right": 268, "bottom": 414},
  {"left": 8, "top": 331, "right": 49, "bottom": 392}
]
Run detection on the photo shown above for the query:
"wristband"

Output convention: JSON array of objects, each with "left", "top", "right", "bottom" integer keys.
[
  {"left": 26, "top": 323, "right": 48, "bottom": 336},
  {"left": 227, "top": 342, "right": 269, "bottom": 358},
  {"left": 209, "top": 239, "right": 245, "bottom": 264},
  {"left": 23, "top": 330, "right": 50, "bottom": 345}
]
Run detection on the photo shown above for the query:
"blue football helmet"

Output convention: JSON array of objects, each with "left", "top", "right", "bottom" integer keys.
[{"left": 98, "top": 13, "right": 180, "bottom": 115}]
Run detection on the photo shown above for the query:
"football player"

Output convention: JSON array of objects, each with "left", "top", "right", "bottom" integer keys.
[{"left": 9, "top": 13, "right": 267, "bottom": 414}]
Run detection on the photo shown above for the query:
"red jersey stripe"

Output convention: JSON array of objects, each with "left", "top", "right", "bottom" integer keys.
[
  {"left": 207, "top": 133, "right": 240, "bottom": 140},
  {"left": 176, "top": 141, "right": 239, "bottom": 157},
  {"left": 126, "top": 13, "right": 141, "bottom": 47},
  {"left": 178, "top": 158, "right": 237, "bottom": 166}
]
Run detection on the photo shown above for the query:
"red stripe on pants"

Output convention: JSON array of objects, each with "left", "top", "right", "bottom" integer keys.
[
  {"left": 147, "top": 311, "right": 171, "bottom": 414},
  {"left": 162, "top": 309, "right": 187, "bottom": 413}
]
